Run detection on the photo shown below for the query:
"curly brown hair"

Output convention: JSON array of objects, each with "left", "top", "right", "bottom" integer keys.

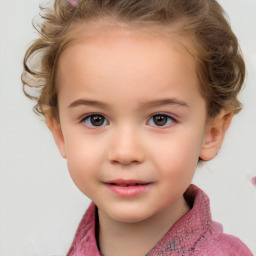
[{"left": 22, "top": 0, "right": 245, "bottom": 120}]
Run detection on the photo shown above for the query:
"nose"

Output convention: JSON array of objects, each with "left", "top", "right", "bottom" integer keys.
[{"left": 107, "top": 127, "right": 145, "bottom": 165}]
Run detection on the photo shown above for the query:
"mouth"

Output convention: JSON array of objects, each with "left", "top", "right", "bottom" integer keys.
[
  {"left": 106, "top": 180, "right": 150, "bottom": 186},
  {"left": 103, "top": 180, "right": 152, "bottom": 197}
]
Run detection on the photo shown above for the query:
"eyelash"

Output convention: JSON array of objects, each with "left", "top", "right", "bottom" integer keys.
[
  {"left": 80, "top": 113, "right": 110, "bottom": 128},
  {"left": 147, "top": 113, "right": 176, "bottom": 127},
  {"left": 80, "top": 113, "right": 177, "bottom": 128}
]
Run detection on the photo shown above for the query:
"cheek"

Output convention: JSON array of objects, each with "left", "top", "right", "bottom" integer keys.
[
  {"left": 65, "top": 132, "right": 105, "bottom": 165},
  {"left": 64, "top": 136, "right": 104, "bottom": 193},
  {"left": 150, "top": 129, "right": 204, "bottom": 175},
  {"left": 66, "top": 153, "right": 100, "bottom": 197}
]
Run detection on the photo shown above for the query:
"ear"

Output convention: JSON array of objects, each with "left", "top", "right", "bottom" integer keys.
[
  {"left": 46, "top": 116, "right": 67, "bottom": 159},
  {"left": 200, "top": 109, "right": 234, "bottom": 161}
]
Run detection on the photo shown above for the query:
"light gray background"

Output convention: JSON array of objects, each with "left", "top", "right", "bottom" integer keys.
[{"left": 0, "top": 0, "right": 255, "bottom": 255}]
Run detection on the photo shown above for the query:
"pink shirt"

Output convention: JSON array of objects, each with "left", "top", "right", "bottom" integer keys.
[{"left": 67, "top": 185, "right": 253, "bottom": 255}]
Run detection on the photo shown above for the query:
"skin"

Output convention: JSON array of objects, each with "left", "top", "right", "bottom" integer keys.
[{"left": 47, "top": 19, "right": 232, "bottom": 256}]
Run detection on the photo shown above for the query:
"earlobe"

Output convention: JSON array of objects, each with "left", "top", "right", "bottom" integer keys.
[
  {"left": 200, "top": 110, "right": 233, "bottom": 161},
  {"left": 46, "top": 116, "right": 67, "bottom": 159}
]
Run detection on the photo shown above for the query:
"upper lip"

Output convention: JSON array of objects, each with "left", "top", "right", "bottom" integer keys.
[{"left": 104, "top": 179, "right": 151, "bottom": 186}]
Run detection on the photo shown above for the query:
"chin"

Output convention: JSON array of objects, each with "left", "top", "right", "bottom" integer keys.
[
  {"left": 112, "top": 214, "right": 148, "bottom": 224},
  {"left": 106, "top": 207, "right": 153, "bottom": 224}
]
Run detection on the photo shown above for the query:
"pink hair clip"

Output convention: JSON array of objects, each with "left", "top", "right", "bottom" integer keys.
[{"left": 65, "top": 0, "right": 80, "bottom": 8}]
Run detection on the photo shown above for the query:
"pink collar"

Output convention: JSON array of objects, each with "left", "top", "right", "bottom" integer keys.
[{"left": 67, "top": 184, "right": 253, "bottom": 256}]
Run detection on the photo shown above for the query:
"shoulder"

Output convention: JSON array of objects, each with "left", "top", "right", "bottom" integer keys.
[
  {"left": 186, "top": 185, "right": 253, "bottom": 256},
  {"left": 196, "top": 223, "right": 253, "bottom": 256},
  {"left": 213, "top": 232, "right": 253, "bottom": 256}
]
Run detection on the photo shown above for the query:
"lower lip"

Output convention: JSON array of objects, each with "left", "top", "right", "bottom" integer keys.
[{"left": 105, "top": 183, "right": 151, "bottom": 197}]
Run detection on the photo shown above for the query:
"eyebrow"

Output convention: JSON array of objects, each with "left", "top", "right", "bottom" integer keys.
[
  {"left": 68, "top": 98, "right": 189, "bottom": 110},
  {"left": 68, "top": 99, "right": 110, "bottom": 109},
  {"left": 138, "top": 98, "right": 189, "bottom": 110}
]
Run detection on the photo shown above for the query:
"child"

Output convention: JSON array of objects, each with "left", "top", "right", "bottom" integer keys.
[{"left": 22, "top": 0, "right": 253, "bottom": 255}]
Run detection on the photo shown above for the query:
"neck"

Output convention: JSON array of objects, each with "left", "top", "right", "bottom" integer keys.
[{"left": 98, "top": 197, "right": 190, "bottom": 256}]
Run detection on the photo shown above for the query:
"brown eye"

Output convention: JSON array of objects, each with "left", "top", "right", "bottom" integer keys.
[
  {"left": 148, "top": 114, "right": 174, "bottom": 127},
  {"left": 153, "top": 115, "right": 168, "bottom": 126},
  {"left": 83, "top": 114, "right": 109, "bottom": 127}
]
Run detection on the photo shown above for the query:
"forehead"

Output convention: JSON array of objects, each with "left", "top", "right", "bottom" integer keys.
[
  {"left": 64, "top": 17, "right": 197, "bottom": 63},
  {"left": 59, "top": 19, "right": 197, "bottom": 70},
  {"left": 57, "top": 19, "right": 203, "bottom": 110}
]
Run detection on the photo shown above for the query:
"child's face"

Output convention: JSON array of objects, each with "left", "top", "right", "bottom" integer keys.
[{"left": 53, "top": 22, "right": 211, "bottom": 223}]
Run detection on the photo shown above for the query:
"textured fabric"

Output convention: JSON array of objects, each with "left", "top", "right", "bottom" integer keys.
[{"left": 67, "top": 185, "right": 253, "bottom": 256}]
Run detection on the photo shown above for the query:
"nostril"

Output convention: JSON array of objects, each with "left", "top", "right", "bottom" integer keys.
[
  {"left": 110, "top": 158, "right": 141, "bottom": 166},
  {"left": 108, "top": 148, "right": 144, "bottom": 165}
]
